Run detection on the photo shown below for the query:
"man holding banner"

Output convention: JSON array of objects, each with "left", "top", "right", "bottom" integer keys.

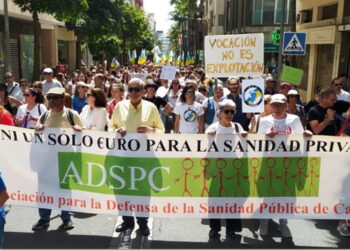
[
  {"left": 257, "top": 93, "right": 311, "bottom": 237},
  {"left": 33, "top": 88, "right": 83, "bottom": 231},
  {"left": 109, "top": 78, "right": 165, "bottom": 236}
]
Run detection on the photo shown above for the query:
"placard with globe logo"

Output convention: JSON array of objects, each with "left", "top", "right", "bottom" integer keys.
[{"left": 242, "top": 79, "right": 265, "bottom": 113}]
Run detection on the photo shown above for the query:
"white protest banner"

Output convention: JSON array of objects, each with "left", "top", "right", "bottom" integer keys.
[
  {"left": 1, "top": 125, "right": 350, "bottom": 219},
  {"left": 160, "top": 66, "right": 177, "bottom": 81},
  {"left": 205, "top": 33, "right": 264, "bottom": 77},
  {"left": 242, "top": 79, "right": 265, "bottom": 113}
]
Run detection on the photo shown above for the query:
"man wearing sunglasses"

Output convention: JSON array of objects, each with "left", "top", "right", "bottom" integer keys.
[
  {"left": 33, "top": 87, "right": 82, "bottom": 231},
  {"left": 108, "top": 78, "right": 165, "bottom": 237},
  {"left": 41, "top": 68, "right": 63, "bottom": 95},
  {"left": 4, "top": 72, "right": 22, "bottom": 102},
  {"left": 331, "top": 77, "right": 350, "bottom": 102}
]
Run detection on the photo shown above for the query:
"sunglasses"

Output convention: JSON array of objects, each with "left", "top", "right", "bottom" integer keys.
[
  {"left": 86, "top": 93, "right": 93, "bottom": 97},
  {"left": 288, "top": 95, "right": 299, "bottom": 99},
  {"left": 128, "top": 87, "right": 142, "bottom": 93},
  {"left": 79, "top": 86, "right": 87, "bottom": 89},
  {"left": 185, "top": 91, "right": 195, "bottom": 95},
  {"left": 223, "top": 109, "right": 235, "bottom": 115},
  {"left": 333, "top": 83, "right": 342, "bottom": 87},
  {"left": 23, "top": 94, "right": 31, "bottom": 97},
  {"left": 47, "top": 95, "right": 63, "bottom": 100}
]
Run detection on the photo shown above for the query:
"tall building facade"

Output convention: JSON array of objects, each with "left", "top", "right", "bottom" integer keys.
[
  {"left": 0, "top": 0, "right": 76, "bottom": 82},
  {"left": 296, "top": 0, "right": 350, "bottom": 100}
]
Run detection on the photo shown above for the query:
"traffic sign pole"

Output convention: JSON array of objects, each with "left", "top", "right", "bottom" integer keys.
[{"left": 277, "top": 0, "right": 286, "bottom": 79}]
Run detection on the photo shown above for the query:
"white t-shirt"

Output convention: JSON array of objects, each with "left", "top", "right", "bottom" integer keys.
[
  {"left": 42, "top": 79, "right": 63, "bottom": 94},
  {"left": 80, "top": 106, "right": 108, "bottom": 131},
  {"left": 167, "top": 89, "right": 182, "bottom": 109},
  {"left": 257, "top": 113, "right": 304, "bottom": 134},
  {"left": 16, "top": 103, "right": 47, "bottom": 129},
  {"left": 174, "top": 102, "right": 204, "bottom": 134},
  {"left": 206, "top": 121, "right": 244, "bottom": 134},
  {"left": 202, "top": 97, "right": 219, "bottom": 129},
  {"left": 337, "top": 89, "right": 350, "bottom": 102}
]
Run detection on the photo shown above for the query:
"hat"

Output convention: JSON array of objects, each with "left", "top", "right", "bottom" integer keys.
[
  {"left": 271, "top": 94, "right": 287, "bottom": 104},
  {"left": 266, "top": 76, "right": 276, "bottom": 82},
  {"left": 47, "top": 87, "right": 65, "bottom": 95},
  {"left": 280, "top": 82, "right": 292, "bottom": 88},
  {"left": 145, "top": 80, "right": 158, "bottom": 89},
  {"left": 287, "top": 89, "right": 299, "bottom": 96},
  {"left": 43, "top": 68, "right": 53, "bottom": 74},
  {"left": 76, "top": 81, "right": 88, "bottom": 88}
]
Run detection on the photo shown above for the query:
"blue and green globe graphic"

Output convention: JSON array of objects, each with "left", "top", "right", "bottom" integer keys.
[{"left": 243, "top": 85, "right": 263, "bottom": 106}]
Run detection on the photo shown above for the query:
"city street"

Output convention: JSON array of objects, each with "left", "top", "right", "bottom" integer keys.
[{"left": 4, "top": 205, "right": 350, "bottom": 249}]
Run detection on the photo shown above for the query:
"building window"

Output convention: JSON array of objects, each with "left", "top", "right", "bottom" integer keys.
[
  {"left": 319, "top": 4, "right": 338, "bottom": 20},
  {"left": 297, "top": 9, "right": 313, "bottom": 23},
  {"left": 252, "top": 0, "right": 291, "bottom": 25},
  {"left": 275, "top": 0, "right": 290, "bottom": 24},
  {"left": 344, "top": 0, "right": 350, "bottom": 17},
  {"left": 218, "top": 14, "right": 225, "bottom": 26}
]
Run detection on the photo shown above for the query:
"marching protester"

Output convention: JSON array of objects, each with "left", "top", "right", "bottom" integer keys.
[
  {"left": 174, "top": 83, "right": 204, "bottom": 134},
  {"left": 72, "top": 81, "right": 88, "bottom": 114},
  {"left": 41, "top": 68, "right": 63, "bottom": 95},
  {"left": 257, "top": 93, "right": 312, "bottom": 238},
  {"left": 4, "top": 72, "right": 22, "bottom": 102},
  {"left": 108, "top": 78, "right": 165, "bottom": 236},
  {"left": 205, "top": 99, "right": 247, "bottom": 239},
  {"left": 331, "top": 76, "right": 350, "bottom": 102},
  {"left": 248, "top": 94, "right": 273, "bottom": 133},
  {"left": 0, "top": 84, "right": 22, "bottom": 116},
  {"left": 33, "top": 87, "right": 82, "bottom": 231},
  {"left": 203, "top": 83, "right": 224, "bottom": 129},
  {"left": 286, "top": 89, "right": 306, "bottom": 127},
  {"left": 15, "top": 88, "right": 47, "bottom": 129},
  {"left": 80, "top": 88, "right": 108, "bottom": 131},
  {"left": 107, "top": 83, "right": 125, "bottom": 119}
]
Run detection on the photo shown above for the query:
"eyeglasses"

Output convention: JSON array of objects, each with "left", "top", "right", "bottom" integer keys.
[
  {"left": 333, "top": 83, "right": 342, "bottom": 87},
  {"left": 128, "top": 87, "right": 142, "bottom": 93},
  {"left": 185, "top": 91, "right": 195, "bottom": 95},
  {"left": 23, "top": 94, "right": 31, "bottom": 97},
  {"left": 223, "top": 109, "right": 235, "bottom": 115},
  {"left": 288, "top": 95, "right": 299, "bottom": 99},
  {"left": 20, "top": 84, "right": 28, "bottom": 87},
  {"left": 47, "top": 95, "right": 63, "bottom": 100},
  {"left": 79, "top": 86, "right": 87, "bottom": 89},
  {"left": 86, "top": 93, "right": 93, "bottom": 97}
]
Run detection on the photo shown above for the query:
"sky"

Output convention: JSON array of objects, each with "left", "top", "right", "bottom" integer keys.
[{"left": 143, "top": 0, "right": 174, "bottom": 34}]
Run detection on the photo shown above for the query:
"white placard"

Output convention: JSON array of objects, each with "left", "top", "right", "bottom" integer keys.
[
  {"left": 205, "top": 33, "right": 264, "bottom": 77},
  {"left": 131, "top": 73, "right": 148, "bottom": 83},
  {"left": 242, "top": 79, "right": 265, "bottom": 113},
  {"left": 160, "top": 66, "right": 177, "bottom": 80}
]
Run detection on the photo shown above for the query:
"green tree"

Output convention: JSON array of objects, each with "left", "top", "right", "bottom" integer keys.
[{"left": 13, "top": 0, "right": 88, "bottom": 81}]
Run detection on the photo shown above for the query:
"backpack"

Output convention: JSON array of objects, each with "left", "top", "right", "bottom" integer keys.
[{"left": 39, "top": 108, "right": 75, "bottom": 127}]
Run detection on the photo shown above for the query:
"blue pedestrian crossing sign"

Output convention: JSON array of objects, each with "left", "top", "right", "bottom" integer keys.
[{"left": 283, "top": 32, "right": 307, "bottom": 55}]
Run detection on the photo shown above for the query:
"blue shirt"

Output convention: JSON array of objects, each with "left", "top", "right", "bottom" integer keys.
[
  {"left": 72, "top": 96, "right": 87, "bottom": 114},
  {"left": 0, "top": 174, "right": 6, "bottom": 219},
  {"left": 225, "top": 93, "right": 250, "bottom": 130}
]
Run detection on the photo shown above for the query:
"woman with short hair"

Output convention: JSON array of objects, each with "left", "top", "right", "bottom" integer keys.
[{"left": 205, "top": 99, "right": 247, "bottom": 239}]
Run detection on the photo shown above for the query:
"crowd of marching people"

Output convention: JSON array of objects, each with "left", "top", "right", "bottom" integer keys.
[{"left": 0, "top": 62, "right": 350, "bottom": 245}]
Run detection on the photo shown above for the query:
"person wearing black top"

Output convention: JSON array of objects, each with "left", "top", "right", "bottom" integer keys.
[
  {"left": 307, "top": 88, "right": 337, "bottom": 135},
  {"left": 143, "top": 80, "right": 173, "bottom": 112}
]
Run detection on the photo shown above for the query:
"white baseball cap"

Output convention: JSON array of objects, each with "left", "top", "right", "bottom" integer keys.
[
  {"left": 43, "top": 68, "right": 53, "bottom": 74},
  {"left": 270, "top": 94, "right": 287, "bottom": 104}
]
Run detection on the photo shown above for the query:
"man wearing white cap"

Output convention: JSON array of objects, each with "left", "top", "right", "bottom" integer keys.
[
  {"left": 257, "top": 93, "right": 311, "bottom": 238},
  {"left": 41, "top": 68, "right": 63, "bottom": 95},
  {"left": 33, "top": 87, "right": 82, "bottom": 231}
]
